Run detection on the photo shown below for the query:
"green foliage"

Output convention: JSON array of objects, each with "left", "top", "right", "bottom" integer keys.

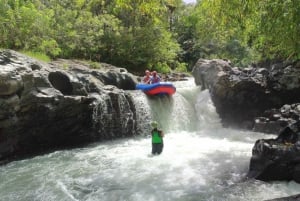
[
  {"left": 0, "top": 0, "right": 58, "bottom": 57},
  {"left": 175, "top": 0, "right": 300, "bottom": 65},
  {"left": 174, "top": 61, "right": 187, "bottom": 73},
  {"left": 1, "top": 0, "right": 299, "bottom": 72},
  {"left": 38, "top": 39, "right": 61, "bottom": 58},
  {"left": 96, "top": 0, "right": 181, "bottom": 71},
  {"left": 62, "top": 63, "right": 69, "bottom": 70},
  {"left": 88, "top": 61, "right": 102, "bottom": 69},
  {"left": 154, "top": 62, "right": 171, "bottom": 74},
  {"left": 21, "top": 51, "right": 51, "bottom": 62},
  {"left": 254, "top": 0, "right": 300, "bottom": 60}
]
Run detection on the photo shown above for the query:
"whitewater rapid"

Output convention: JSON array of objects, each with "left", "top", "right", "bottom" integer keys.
[{"left": 0, "top": 79, "right": 299, "bottom": 201}]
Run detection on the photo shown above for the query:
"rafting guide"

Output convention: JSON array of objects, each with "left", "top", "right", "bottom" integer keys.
[{"left": 151, "top": 121, "right": 164, "bottom": 155}]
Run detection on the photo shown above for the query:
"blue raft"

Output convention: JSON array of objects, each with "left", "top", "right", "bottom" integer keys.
[{"left": 136, "top": 82, "right": 176, "bottom": 96}]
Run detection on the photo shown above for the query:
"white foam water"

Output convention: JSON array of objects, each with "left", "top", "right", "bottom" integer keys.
[{"left": 0, "top": 79, "right": 299, "bottom": 201}]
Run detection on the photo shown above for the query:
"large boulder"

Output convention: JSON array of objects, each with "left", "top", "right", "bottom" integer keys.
[
  {"left": 192, "top": 59, "right": 300, "bottom": 129},
  {"left": 248, "top": 121, "right": 300, "bottom": 183},
  {"left": 0, "top": 50, "right": 140, "bottom": 163},
  {"left": 248, "top": 138, "right": 300, "bottom": 183},
  {"left": 264, "top": 194, "right": 300, "bottom": 201},
  {"left": 0, "top": 67, "right": 23, "bottom": 96},
  {"left": 192, "top": 59, "right": 300, "bottom": 184},
  {"left": 253, "top": 103, "right": 300, "bottom": 134}
]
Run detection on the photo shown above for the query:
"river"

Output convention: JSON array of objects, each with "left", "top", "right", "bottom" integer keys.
[{"left": 0, "top": 79, "right": 299, "bottom": 201}]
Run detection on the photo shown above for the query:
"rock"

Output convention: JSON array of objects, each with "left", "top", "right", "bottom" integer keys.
[
  {"left": 192, "top": 58, "right": 300, "bottom": 129},
  {"left": 247, "top": 119, "right": 300, "bottom": 184},
  {"left": 191, "top": 58, "right": 300, "bottom": 184},
  {"left": 192, "top": 59, "right": 269, "bottom": 128},
  {"left": 0, "top": 95, "right": 20, "bottom": 120},
  {"left": 0, "top": 49, "right": 140, "bottom": 163},
  {"left": 192, "top": 58, "right": 231, "bottom": 90},
  {"left": 49, "top": 59, "right": 138, "bottom": 91},
  {"left": 91, "top": 70, "right": 137, "bottom": 90},
  {"left": 264, "top": 194, "right": 300, "bottom": 201},
  {"left": 253, "top": 104, "right": 300, "bottom": 134},
  {"left": 248, "top": 127, "right": 300, "bottom": 183},
  {"left": 0, "top": 67, "right": 23, "bottom": 96}
]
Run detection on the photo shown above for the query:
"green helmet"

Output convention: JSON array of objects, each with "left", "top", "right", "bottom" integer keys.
[{"left": 151, "top": 121, "right": 158, "bottom": 128}]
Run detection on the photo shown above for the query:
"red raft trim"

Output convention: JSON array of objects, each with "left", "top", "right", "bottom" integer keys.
[
  {"left": 144, "top": 86, "right": 176, "bottom": 96},
  {"left": 136, "top": 82, "right": 176, "bottom": 96}
]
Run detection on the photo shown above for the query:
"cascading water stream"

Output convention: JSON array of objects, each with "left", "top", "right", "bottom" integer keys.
[{"left": 0, "top": 79, "right": 299, "bottom": 201}]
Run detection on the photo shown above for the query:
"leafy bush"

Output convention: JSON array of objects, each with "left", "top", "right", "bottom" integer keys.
[
  {"left": 21, "top": 51, "right": 51, "bottom": 62},
  {"left": 154, "top": 62, "right": 171, "bottom": 74},
  {"left": 174, "top": 62, "right": 188, "bottom": 72},
  {"left": 88, "top": 61, "right": 102, "bottom": 69},
  {"left": 39, "top": 40, "right": 61, "bottom": 58}
]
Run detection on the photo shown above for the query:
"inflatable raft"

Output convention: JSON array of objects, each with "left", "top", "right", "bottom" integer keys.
[{"left": 136, "top": 82, "right": 176, "bottom": 96}]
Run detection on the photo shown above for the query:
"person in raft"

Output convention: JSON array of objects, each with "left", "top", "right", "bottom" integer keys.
[
  {"left": 143, "top": 70, "right": 152, "bottom": 84},
  {"left": 150, "top": 71, "right": 161, "bottom": 84},
  {"left": 151, "top": 121, "right": 164, "bottom": 155}
]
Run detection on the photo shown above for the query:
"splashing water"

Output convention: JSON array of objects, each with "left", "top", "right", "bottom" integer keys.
[{"left": 0, "top": 79, "right": 299, "bottom": 201}]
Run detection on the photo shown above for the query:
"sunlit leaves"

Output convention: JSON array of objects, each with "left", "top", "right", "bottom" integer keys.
[
  {"left": 175, "top": 0, "right": 300, "bottom": 67},
  {"left": 256, "top": 0, "right": 300, "bottom": 59}
]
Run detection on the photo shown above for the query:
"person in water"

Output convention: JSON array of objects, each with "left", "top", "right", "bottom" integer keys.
[
  {"left": 143, "top": 70, "right": 152, "bottom": 84},
  {"left": 150, "top": 71, "right": 161, "bottom": 84},
  {"left": 151, "top": 121, "right": 164, "bottom": 155}
]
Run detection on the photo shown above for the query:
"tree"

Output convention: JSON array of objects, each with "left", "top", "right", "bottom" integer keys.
[
  {"left": 176, "top": 0, "right": 300, "bottom": 66},
  {"left": 255, "top": 0, "right": 300, "bottom": 60},
  {"left": 0, "top": 0, "right": 60, "bottom": 56}
]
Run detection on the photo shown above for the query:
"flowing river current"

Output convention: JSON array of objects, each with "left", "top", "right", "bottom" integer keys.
[{"left": 0, "top": 79, "right": 299, "bottom": 201}]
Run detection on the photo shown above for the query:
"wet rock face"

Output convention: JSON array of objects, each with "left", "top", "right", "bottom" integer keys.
[
  {"left": 192, "top": 59, "right": 300, "bottom": 130},
  {"left": 0, "top": 50, "right": 139, "bottom": 162},
  {"left": 264, "top": 194, "right": 300, "bottom": 201},
  {"left": 247, "top": 120, "right": 300, "bottom": 184},
  {"left": 48, "top": 71, "right": 73, "bottom": 95},
  {"left": 0, "top": 69, "right": 23, "bottom": 96},
  {"left": 192, "top": 58, "right": 300, "bottom": 185},
  {"left": 253, "top": 104, "right": 300, "bottom": 134},
  {"left": 248, "top": 138, "right": 300, "bottom": 183},
  {"left": 91, "top": 87, "right": 137, "bottom": 139}
]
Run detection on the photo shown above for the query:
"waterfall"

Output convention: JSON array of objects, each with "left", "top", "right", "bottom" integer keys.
[
  {"left": 195, "top": 89, "right": 222, "bottom": 130},
  {"left": 0, "top": 78, "right": 299, "bottom": 201},
  {"left": 91, "top": 90, "right": 136, "bottom": 139},
  {"left": 132, "top": 79, "right": 201, "bottom": 133}
]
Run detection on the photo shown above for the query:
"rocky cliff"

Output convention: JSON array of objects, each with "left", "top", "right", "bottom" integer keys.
[
  {"left": 192, "top": 58, "right": 300, "bottom": 131},
  {"left": 0, "top": 50, "right": 140, "bottom": 163},
  {"left": 192, "top": 58, "right": 300, "bottom": 185}
]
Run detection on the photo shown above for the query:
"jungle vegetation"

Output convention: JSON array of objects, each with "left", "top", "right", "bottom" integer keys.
[{"left": 0, "top": 0, "right": 299, "bottom": 72}]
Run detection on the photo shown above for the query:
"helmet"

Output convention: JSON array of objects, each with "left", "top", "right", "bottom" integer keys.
[{"left": 151, "top": 121, "right": 158, "bottom": 128}]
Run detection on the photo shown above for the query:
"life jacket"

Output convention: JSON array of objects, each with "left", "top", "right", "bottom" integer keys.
[
  {"left": 151, "top": 76, "right": 160, "bottom": 84},
  {"left": 152, "top": 129, "right": 162, "bottom": 143},
  {"left": 143, "top": 76, "right": 151, "bottom": 84}
]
